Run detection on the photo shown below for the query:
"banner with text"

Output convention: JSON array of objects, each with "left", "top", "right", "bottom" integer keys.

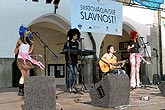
[
  {"left": 133, "top": 0, "right": 164, "bottom": 10},
  {"left": 70, "top": 0, "right": 123, "bottom": 35}
]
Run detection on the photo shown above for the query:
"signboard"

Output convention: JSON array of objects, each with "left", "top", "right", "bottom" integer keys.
[
  {"left": 133, "top": 0, "right": 164, "bottom": 10},
  {"left": 70, "top": 0, "right": 123, "bottom": 35}
]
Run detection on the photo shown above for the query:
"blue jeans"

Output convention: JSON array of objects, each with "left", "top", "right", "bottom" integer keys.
[
  {"left": 66, "top": 64, "right": 76, "bottom": 89},
  {"left": 109, "top": 69, "right": 126, "bottom": 75}
]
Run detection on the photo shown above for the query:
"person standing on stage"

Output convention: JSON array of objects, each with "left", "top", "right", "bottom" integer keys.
[
  {"left": 14, "top": 25, "right": 34, "bottom": 96},
  {"left": 127, "top": 29, "right": 142, "bottom": 90},
  {"left": 14, "top": 25, "right": 45, "bottom": 96},
  {"left": 63, "top": 28, "right": 81, "bottom": 92}
]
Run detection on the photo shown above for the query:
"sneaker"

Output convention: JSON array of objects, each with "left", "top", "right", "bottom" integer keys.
[
  {"left": 130, "top": 87, "right": 136, "bottom": 91},
  {"left": 18, "top": 91, "right": 24, "bottom": 96},
  {"left": 67, "top": 88, "right": 72, "bottom": 93},
  {"left": 137, "top": 85, "right": 141, "bottom": 88}
]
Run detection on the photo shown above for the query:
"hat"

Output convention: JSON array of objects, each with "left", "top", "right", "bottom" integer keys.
[
  {"left": 19, "top": 25, "right": 31, "bottom": 39},
  {"left": 19, "top": 25, "right": 28, "bottom": 36}
]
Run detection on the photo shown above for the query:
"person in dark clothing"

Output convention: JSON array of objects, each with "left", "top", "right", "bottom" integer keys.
[{"left": 63, "top": 28, "right": 81, "bottom": 92}]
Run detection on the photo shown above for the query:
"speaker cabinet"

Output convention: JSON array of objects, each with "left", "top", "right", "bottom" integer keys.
[
  {"left": 89, "top": 74, "right": 130, "bottom": 107},
  {"left": 158, "top": 81, "right": 165, "bottom": 97},
  {"left": 24, "top": 76, "right": 56, "bottom": 110},
  {"left": 153, "top": 74, "right": 161, "bottom": 84}
]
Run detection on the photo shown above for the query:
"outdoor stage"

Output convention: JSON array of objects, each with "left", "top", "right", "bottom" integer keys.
[{"left": 0, "top": 84, "right": 165, "bottom": 110}]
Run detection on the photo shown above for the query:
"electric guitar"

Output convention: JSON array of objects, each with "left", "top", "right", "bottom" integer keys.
[{"left": 99, "top": 58, "right": 128, "bottom": 73}]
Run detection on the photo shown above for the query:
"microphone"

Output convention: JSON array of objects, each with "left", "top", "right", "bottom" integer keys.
[
  {"left": 139, "top": 37, "right": 144, "bottom": 39},
  {"left": 79, "top": 38, "right": 84, "bottom": 40},
  {"left": 77, "top": 38, "right": 84, "bottom": 42},
  {"left": 141, "top": 42, "right": 149, "bottom": 45},
  {"left": 145, "top": 42, "right": 149, "bottom": 44},
  {"left": 153, "top": 48, "right": 157, "bottom": 51},
  {"left": 31, "top": 32, "right": 38, "bottom": 34}
]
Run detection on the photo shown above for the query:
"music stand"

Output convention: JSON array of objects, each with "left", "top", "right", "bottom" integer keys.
[{"left": 139, "top": 37, "right": 151, "bottom": 86}]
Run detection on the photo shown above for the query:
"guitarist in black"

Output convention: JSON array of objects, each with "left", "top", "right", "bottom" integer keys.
[
  {"left": 63, "top": 28, "right": 81, "bottom": 92},
  {"left": 99, "top": 45, "right": 126, "bottom": 75}
]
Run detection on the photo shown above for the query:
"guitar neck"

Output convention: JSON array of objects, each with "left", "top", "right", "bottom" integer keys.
[
  {"left": 111, "top": 59, "right": 129, "bottom": 66},
  {"left": 111, "top": 60, "right": 124, "bottom": 65}
]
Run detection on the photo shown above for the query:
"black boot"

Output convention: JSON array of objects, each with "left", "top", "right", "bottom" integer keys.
[{"left": 18, "top": 84, "right": 24, "bottom": 96}]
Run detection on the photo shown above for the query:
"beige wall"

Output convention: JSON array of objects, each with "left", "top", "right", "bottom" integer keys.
[
  {"left": 99, "top": 30, "right": 130, "bottom": 60},
  {"left": 0, "top": 58, "right": 14, "bottom": 88},
  {"left": 31, "top": 26, "right": 67, "bottom": 84}
]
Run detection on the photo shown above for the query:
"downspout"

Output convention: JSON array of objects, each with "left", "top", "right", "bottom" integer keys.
[{"left": 158, "top": 10, "right": 163, "bottom": 79}]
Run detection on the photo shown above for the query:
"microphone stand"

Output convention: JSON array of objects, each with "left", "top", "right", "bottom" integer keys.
[
  {"left": 139, "top": 37, "right": 151, "bottom": 86},
  {"left": 153, "top": 48, "right": 161, "bottom": 84},
  {"left": 33, "top": 32, "right": 58, "bottom": 76},
  {"left": 140, "top": 37, "right": 152, "bottom": 62}
]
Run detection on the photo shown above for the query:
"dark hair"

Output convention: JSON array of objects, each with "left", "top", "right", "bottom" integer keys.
[
  {"left": 67, "top": 28, "right": 81, "bottom": 40},
  {"left": 107, "top": 45, "right": 114, "bottom": 53},
  {"left": 19, "top": 36, "right": 32, "bottom": 46}
]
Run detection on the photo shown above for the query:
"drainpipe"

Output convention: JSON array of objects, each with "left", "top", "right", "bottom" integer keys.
[{"left": 158, "top": 10, "right": 163, "bottom": 79}]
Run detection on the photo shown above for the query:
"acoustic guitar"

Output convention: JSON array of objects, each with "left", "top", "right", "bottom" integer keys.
[{"left": 99, "top": 58, "right": 128, "bottom": 73}]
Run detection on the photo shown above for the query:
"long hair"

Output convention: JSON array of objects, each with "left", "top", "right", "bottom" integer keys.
[
  {"left": 130, "top": 30, "right": 138, "bottom": 41},
  {"left": 67, "top": 28, "right": 81, "bottom": 40},
  {"left": 107, "top": 45, "right": 114, "bottom": 53}
]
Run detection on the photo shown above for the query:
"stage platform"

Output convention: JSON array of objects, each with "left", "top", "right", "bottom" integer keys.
[{"left": 0, "top": 84, "right": 165, "bottom": 110}]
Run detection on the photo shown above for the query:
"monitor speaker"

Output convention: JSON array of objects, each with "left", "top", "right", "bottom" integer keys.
[
  {"left": 158, "top": 81, "right": 165, "bottom": 97},
  {"left": 89, "top": 74, "right": 130, "bottom": 107}
]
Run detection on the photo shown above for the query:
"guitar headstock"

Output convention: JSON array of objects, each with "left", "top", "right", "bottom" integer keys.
[
  {"left": 125, "top": 59, "right": 129, "bottom": 63},
  {"left": 122, "top": 59, "right": 129, "bottom": 64}
]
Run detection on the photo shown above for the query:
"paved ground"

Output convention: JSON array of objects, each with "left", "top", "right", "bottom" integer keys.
[{"left": 0, "top": 85, "right": 165, "bottom": 110}]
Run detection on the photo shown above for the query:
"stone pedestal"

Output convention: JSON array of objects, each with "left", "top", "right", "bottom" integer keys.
[
  {"left": 24, "top": 76, "right": 56, "bottom": 110},
  {"left": 158, "top": 81, "right": 165, "bottom": 97},
  {"left": 89, "top": 74, "right": 130, "bottom": 107}
]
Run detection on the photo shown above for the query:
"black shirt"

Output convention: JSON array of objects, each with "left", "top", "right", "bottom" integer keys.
[
  {"left": 128, "top": 40, "right": 140, "bottom": 53},
  {"left": 63, "top": 40, "right": 79, "bottom": 65}
]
